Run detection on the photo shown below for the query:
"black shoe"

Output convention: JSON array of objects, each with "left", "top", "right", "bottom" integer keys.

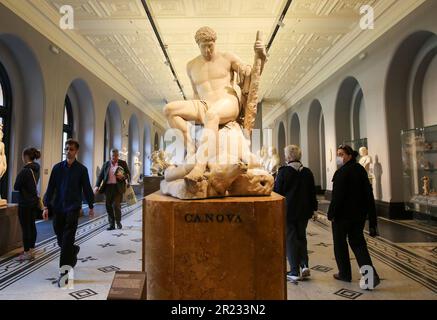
[
  {"left": 333, "top": 273, "right": 351, "bottom": 282},
  {"left": 116, "top": 222, "right": 122, "bottom": 230},
  {"left": 107, "top": 226, "right": 115, "bottom": 231}
]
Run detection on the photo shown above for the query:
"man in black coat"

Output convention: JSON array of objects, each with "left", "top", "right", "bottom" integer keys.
[
  {"left": 274, "top": 145, "right": 318, "bottom": 282},
  {"left": 43, "top": 139, "right": 95, "bottom": 287},
  {"left": 328, "top": 145, "right": 380, "bottom": 289},
  {"left": 95, "top": 148, "right": 131, "bottom": 230}
]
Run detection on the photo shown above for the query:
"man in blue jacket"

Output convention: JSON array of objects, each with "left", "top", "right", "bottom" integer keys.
[{"left": 43, "top": 139, "right": 94, "bottom": 286}]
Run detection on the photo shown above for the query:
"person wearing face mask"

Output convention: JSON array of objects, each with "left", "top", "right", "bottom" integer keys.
[
  {"left": 274, "top": 145, "right": 318, "bottom": 282},
  {"left": 328, "top": 145, "right": 380, "bottom": 289}
]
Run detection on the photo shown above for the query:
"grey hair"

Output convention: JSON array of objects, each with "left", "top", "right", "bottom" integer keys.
[
  {"left": 284, "top": 145, "right": 302, "bottom": 162},
  {"left": 111, "top": 148, "right": 119, "bottom": 154}
]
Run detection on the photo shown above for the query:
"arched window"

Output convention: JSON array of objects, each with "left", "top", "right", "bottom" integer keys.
[
  {"left": 62, "top": 95, "right": 73, "bottom": 160},
  {"left": 0, "top": 61, "right": 12, "bottom": 200}
]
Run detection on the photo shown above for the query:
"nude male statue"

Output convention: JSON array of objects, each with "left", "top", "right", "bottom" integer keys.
[{"left": 163, "top": 26, "right": 267, "bottom": 185}]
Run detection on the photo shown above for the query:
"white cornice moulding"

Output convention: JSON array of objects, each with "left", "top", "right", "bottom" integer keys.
[
  {"left": 1, "top": 0, "right": 167, "bottom": 127},
  {"left": 263, "top": 0, "right": 427, "bottom": 128}
]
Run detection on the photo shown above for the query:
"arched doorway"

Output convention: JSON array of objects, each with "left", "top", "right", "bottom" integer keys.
[
  {"left": 143, "top": 121, "right": 152, "bottom": 176},
  {"left": 308, "top": 100, "right": 327, "bottom": 190},
  {"left": 386, "top": 31, "right": 437, "bottom": 207},
  {"left": 154, "top": 132, "right": 159, "bottom": 151},
  {"left": 0, "top": 61, "right": 11, "bottom": 201},
  {"left": 128, "top": 114, "right": 140, "bottom": 173},
  {"left": 335, "top": 77, "right": 366, "bottom": 149},
  {"left": 104, "top": 100, "right": 122, "bottom": 162},
  {"left": 64, "top": 78, "right": 95, "bottom": 179},
  {"left": 277, "top": 121, "right": 286, "bottom": 165},
  {"left": 289, "top": 113, "right": 301, "bottom": 146},
  {"left": 0, "top": 34, "right": 45, "bottom": 200}
]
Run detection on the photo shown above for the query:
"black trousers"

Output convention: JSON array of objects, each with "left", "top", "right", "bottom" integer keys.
[
  {"left": 332, "top": 219, "right": 378, "bottom": 279},
  {"left": 18, "top": 206, "right": 37, "bottom": 251},
  {"left": 105, "top": 184, "right": 123, "bottom": 227},
  {"left": 286, "top": 219, "right": 309, "bottom": 276},
  {"left": 53, "top": 210, "right": 79, "bottom": 268}
]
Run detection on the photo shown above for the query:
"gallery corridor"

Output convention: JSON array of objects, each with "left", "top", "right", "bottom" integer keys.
[{"left": 0, "top": 200, "right": 434, "bottom": 300}]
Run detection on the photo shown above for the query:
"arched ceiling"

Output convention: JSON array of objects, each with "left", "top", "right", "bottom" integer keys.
[{"left": 1, "top": 0, "right": 427, "bottom": 128}]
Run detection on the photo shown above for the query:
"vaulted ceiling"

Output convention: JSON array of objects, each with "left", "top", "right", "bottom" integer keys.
[{"left": 1, "top": 0, "right": 426, "bottom": 128}]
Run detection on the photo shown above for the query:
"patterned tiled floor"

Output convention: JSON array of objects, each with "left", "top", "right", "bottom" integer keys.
[
  {"left": 0, "top": 203, "right": 142, "bottom": 300},
  {"left": 286, "top": 216, "right": 436, "bottom": 300},
  {"left": 0, "top": 202, "right": 436, "bottom": 300}
]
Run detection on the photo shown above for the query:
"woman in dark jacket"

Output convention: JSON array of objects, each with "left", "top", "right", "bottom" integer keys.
[
  {"left": 274, "top": 145, "right": 318, "bottom": 282},
  {"left": 328, "top": 145, "right": 380, "bottom": 289},
  {"left": 14, "top": 147, "right": 41, "bottom": 261}
]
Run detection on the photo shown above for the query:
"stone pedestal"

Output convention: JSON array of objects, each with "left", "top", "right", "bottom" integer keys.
[
  {"left": 0, "top": 205, "right": 22, "bottom": 256},
  {"left": 143, "top": 192, "right": 286, "bottom": 300},
  {"left": 143, "top": 176, "right": 164, "bottom": 197},
  {"left": 132, "top": 182, "right": 144, "bottom": 196}
]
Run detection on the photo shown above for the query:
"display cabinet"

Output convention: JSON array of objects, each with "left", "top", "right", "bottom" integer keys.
[{"left": 401, "top": 125, "right": 437, "bottom": 223}]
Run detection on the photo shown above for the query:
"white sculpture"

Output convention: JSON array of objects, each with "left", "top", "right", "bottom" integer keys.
[
  {"left": 265, "top": 147, "right": 280, "bottom": 176},
  {"left": 119, "top": 147, "right": 128, "bottom": 162},
  {"left": 150, "top": 150, "right": 172, "bottom": 176},
  {"left": 131, "top": 151, "right": 142, "bottom": 185},
  {"left": 359, "top": 146, "right": 373, "bottom": 184},
  {"left": 359, "top": 147, "right": 372, "bottom": 173},
  {"left": 257, "top": 146, "right": 269, "bottom": 171},
  {"left": 0, "top": 124, "right": 7, "bottom": 208},
  {"left": 160, "top": 26, "right": 273, "bottom": 199}
]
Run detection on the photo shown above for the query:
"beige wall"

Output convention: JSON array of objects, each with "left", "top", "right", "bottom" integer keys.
[
  {"left": 272, "top": 0, "right": 437, "bottom": 204},
  {"left": 0, "top": 4, "right": 165, "bottom": 201}
]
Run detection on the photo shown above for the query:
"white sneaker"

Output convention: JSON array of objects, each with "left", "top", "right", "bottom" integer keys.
[
  {"left": 286, "top": 272, "right": 301, "bottom": 282},
  {"left": 16, "top": 252, "right": 34, "bottom": 262},
  {"left": 301, "top": 267, "right": 311, "bottom": 278}
]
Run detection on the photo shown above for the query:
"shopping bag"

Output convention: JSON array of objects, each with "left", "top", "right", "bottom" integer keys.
[{"left": 123, "top": 184, "right": 137, "bottom": 206}]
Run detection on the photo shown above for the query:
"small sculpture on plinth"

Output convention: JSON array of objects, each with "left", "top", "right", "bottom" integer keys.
[
  {"left": 131, "top": 152, "right": 142, "bottom": 185},
  {"left": 0, "top": 124, "right": 7, "bottom": 208},
  {"left": 160, "top": 27, "right": 273, "bottom": 199},
  {"left": 359, "top": 146, "right": 373, "bottom": 184},
  {"left": 150, "top": 150, "right": 172, "bottom": 177},
  {"left": 119, "top": 147, "right": 128, "bottom": 162},
  {"left": 421, "top": 176, "right": 430, "bottom": 196},
  {"left": 265, "top": 147, "right": 280, "bottom": 176},
  {"left": 257, "top": 146, "right": 269, "bottom": 171}
]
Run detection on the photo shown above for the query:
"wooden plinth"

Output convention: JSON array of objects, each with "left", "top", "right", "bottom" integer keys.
[
  {"left": 0, "top": 205, "right": 22, "bottom": 256},
  {"left": 143, "top": 192, "right": 286, "bottom": 300}
]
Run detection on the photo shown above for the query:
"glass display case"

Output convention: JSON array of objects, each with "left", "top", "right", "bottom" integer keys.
[{"left": 401, "top": 125, "right": 437, "bottom": 223}]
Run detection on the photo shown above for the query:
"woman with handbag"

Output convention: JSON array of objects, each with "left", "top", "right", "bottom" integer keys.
[{"left": 14, "top": 147, "right": 41, "bottom": 261}]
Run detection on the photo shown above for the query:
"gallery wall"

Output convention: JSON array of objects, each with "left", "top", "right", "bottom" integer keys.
[
  {"left": 0, "top": 4, "right": 165, "bottom": 201},
  {"left": 271, "top": 0, "right": 437, "bottom": 217}
]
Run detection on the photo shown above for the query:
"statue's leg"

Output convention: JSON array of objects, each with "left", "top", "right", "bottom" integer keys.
[
  {"left": 184, "top": 97, "right": 240, "bottom": 184},
  {"left": 163, "top": 101, "right": 200, "bottom": 157}
]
